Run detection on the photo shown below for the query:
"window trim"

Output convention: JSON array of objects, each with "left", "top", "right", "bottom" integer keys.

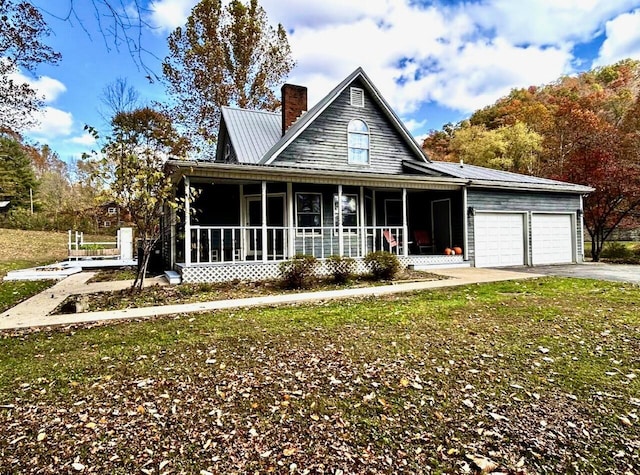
[
  {"left": 107, "top": 207, "right": 117, "bottom": 215},
  {"left": 295, "top": 192, "right": 323, "bottom": 234},
  {"left": 347, "top": 119, "right": 370, "bottom": 165},
  {"left": 333, "top": 193, "right": 359, "bottom": 234}
]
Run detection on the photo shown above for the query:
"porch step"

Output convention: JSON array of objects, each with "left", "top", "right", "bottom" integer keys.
[
  {"left": 164, "top": 270, "right": 181, "bottom": 285},
  {"left": 410, "top": 261, "right": 471, "bottom": 271}
]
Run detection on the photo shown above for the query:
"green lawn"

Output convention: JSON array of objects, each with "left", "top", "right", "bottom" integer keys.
[
  {"left": 0, "top": 229, "right": 72, "bottom": 312},
  {"left": 1, "top": 277, "right": 639, "bottom": 474}
]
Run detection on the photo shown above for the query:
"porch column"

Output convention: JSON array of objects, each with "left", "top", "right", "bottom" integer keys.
[
  {"left": 579, "top": 194, "right": 585, "bottom": 262},
  {"left": 462, "top": 186, "right": 469, "bottom": 261},
  {"left": 372, "top": 190, "right": 377, "bottom": 251},
  {"left": 261, "top": 180, "right": 268, "bottom": 263},
  {"left": 287, "top": 182, "right": 294, "bottom": 258},
  {"left": 170, "top": 205, "right": 176, "bottom": 268},
  {"left": 402, "top": 188, "right": 408, "bottom": 257},
  {"left": 338, "top": 185, "right": 344, "bottom": 256},
  {"left": 184, "top": 176, "right": 191, "bottom": 266},
  {"left": 239, "top": 184, "right": 244, "bottom": 262},
  {"left": 359, "top": 186, "right": 366, "bottom": 257}
]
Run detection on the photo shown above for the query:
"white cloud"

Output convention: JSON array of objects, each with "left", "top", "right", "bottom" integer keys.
[
  {"left": 595, "top": 9, "right": 640, "bottom": 66},
  {"left": 9, "top": 70, "right": 66, "bottom": 103},
  {"left": 27, "top": 107, "right": 74, "bottom": 139},
  {"left": 403, "top": 118, "right": 428, "bottom": 135},
  {"left": 468, "top": 0, "right": 640, "bottom": 46},
  {"left": 273, "top": 0, "right": 575, "bottom": 117},
  {"left": 148, "top": 0, "right": 197, "bottom": 32},
  {"left": 67, "top": 132, "right": 97, "bottom": 146},
  {"left": 145, "top": 0, "right": 640, "bottom": 135}
]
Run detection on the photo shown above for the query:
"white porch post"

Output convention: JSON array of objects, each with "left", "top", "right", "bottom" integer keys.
[
  {"left": 372, "top": 190, "right": 377, "bottom": 251},
  {"left": 261, "top": 180, "right": 268, "bottom": 263},
  {"left": 402, "top": 188, "right": 408, "bottom": 257},
  {"left": 170, "top": 206, "right": 176, "bottom": 267},
  {"left": 462, "top": 186, "right": 469, "bottom": 261},
  {"left": 184, "top": 176, "right": 191, "bottom": 266},
  {"left": 287, "top": 182, "right": 294, "bottom": 258},
  {"left": 239, "top": 184, "right": 244, "bottom": 261},
  {"left": 338, "top": 185, "right": 344, "bottom": 256},
  {"left": 359, "top": 186, "right": 366, "bottom": 257},
  {"left": 579, "top": 194, "right": 585, "bottom": 262}
]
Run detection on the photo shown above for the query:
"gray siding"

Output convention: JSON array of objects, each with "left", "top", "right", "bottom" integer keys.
[
  {"left": 467, "top": 189, "right": 584, "bottom": 264},
  {"left": 275, "top": 79, "right": 422, "bottom": 174}
]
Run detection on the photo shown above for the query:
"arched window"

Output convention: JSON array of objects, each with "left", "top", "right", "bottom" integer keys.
[{"left": 348, "top": 119, "right": 369, "bottom": 165}]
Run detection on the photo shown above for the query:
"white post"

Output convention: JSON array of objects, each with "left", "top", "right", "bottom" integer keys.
[
  {"left": 287, "top": 182, "right": 294, "bottom": 258},
  {"left": 359, "top": 186, "right": 366, "bottom": 257},
  {"left": 462, "top": 186, "right": 469, "bottom": 261},
  {"left": 579, "top": 194, "right": 585, "bottom": 262},
  {"left": 170, "top": 206, "right": 176, "bottom": 267},
  {"left": 119, "top": 227, "right": 134, "bottom": 260},
  {"left": 261, "top": 181, "right": 268, "bottom": 263},
  {"left": 337, "top": 185, "right": 344, "bottom": 257},
  {"left": 402, "top": 188, "right": 408, "bottom": 257},
  {"left": 372, "top": 190, "right": 377, "bottom": 251},
  {"left": 184, "top": 176, "right": 191, "bottom": 266}
]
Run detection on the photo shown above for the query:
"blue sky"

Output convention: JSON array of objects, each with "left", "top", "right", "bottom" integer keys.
[{"left": 19, "top": 0, "right": 640, "bottom": 162}]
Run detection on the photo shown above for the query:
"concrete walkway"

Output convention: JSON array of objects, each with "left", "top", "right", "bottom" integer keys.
[{"left": 0, "top": 267, "right": 541, "bottom": 331}]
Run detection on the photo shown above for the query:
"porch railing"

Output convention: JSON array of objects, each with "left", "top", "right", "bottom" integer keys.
[{"left": 185, "top": 225, "right": 407, "bottom": 264}]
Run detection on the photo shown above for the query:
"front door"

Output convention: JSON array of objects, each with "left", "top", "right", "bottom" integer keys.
[
  {"left": 431, "top": 199, "right": 452, "bottom": 252},
  {"left": 244, "top": 195, "right": 285, "bottom": 260}
]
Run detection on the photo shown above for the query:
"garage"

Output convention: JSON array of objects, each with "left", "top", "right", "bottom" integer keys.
[
  {"left": 474, "top": 212, "right": 526, "bottom": 267},
  {"left": 531, "top": 213, "right": 574, "bottom": 265}
]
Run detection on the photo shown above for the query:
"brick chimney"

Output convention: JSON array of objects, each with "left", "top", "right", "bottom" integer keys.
[{"left": 281, "top": 84, "right": 307, "bottom": 135}]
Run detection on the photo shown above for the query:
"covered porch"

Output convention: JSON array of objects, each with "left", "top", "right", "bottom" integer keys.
[{"left": 164, "top": 172, "right": 468, "bottom": 282}]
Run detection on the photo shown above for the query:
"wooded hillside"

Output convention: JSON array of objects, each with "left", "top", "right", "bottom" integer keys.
[{"left": 423, "top": 59, "right": 640, "bottom": 260}]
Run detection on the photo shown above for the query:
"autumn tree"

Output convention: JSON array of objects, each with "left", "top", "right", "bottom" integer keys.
[
  {"left": 91, "top": 107, "right": 189, "bottom": 289},
  {"left": 447, "top": 121, "right": 542, "bottom": 173},
  {"left": 162, "top": 0, "right": 294, "bottom": 155},
  {"left": 0, "top": 1, "right": 61, "bottom": 134}
]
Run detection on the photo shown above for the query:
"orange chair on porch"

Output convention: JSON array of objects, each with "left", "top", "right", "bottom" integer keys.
[
  {"left": 413, "top": 230, "right": 435, "bottom": 254},
  {"left": 383, "top": 229, "right": 411, "bottom": 254}
]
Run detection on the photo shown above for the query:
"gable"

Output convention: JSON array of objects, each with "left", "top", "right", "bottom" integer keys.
[{"left": 269, "top": 78, "right": 424, "bottom": 174}]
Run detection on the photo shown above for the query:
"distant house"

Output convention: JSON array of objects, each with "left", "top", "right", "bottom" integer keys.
[
  {"left": 0, "top": 200, "right": 10, "bottom": 213},
  {"left": 96, "top": 201, "right": 131, "bottom": 230},
  {"left": 162, "top": 67, "right": 592, "bottom": 283}
]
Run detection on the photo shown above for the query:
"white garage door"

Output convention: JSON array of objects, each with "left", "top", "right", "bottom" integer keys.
[
  {"left": 532, "top": 214, "right": 574, "bottom": 265},
  {"left": 474, "top": 213, "right": 525, "bottom": 267}
]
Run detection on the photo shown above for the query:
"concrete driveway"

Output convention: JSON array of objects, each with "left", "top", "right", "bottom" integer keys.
[{"left": 513, "top": 262, "right": 640, "bottom": 284}]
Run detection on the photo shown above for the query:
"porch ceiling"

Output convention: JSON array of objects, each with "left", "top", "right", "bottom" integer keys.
[{"left": 165, "top": 160, "right": 464, "bottom": 191}]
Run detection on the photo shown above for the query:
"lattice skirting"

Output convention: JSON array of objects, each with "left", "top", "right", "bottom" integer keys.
[{"left": 177, "top": 255, "right": 465, "bottom": 284}]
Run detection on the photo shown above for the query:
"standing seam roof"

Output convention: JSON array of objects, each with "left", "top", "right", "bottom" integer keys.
[{"left": 221, "top": 107, "right": 281, "bottom": 164}]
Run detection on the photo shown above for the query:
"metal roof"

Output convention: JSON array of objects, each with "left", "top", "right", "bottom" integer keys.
[
  {"left": 220, "top": 107, "right": 281, "bottom": 164},
  {"left": 404, "top": 160, "right": 593, "bottom": 193}
]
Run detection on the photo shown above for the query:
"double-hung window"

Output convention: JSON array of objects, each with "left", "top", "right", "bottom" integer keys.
[
  {"left": 333, "top": 194, "right": 358, "bottom": 232},
  {"left": 348, "top": 119, "right": 370, "bottom": 165},
  {"left": 296, "top": 193, "right": 322, "bottom": 232}
]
